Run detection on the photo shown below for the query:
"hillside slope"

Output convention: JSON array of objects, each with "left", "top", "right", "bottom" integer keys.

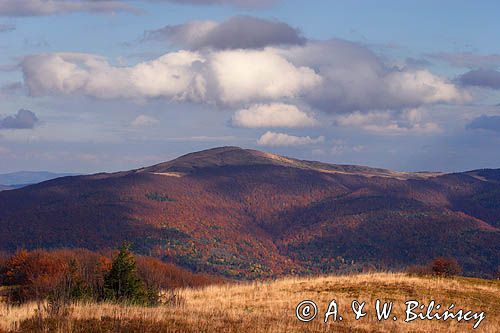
[
  {"left": 2, "top": 273, "right": 499, "bottom": 332},
  {"left": 0, "top": 147, "right": 499, "bottom": 277}
]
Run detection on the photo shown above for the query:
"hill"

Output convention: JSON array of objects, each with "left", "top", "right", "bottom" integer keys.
[
  {"left": 2, "top": 272, "right": 499, "bottom": 332},
  {"left": 0, "top": 147, "right": 499, "bottom": 278}
]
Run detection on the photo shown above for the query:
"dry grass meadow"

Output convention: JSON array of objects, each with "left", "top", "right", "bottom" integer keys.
[{"left": 1, "top": 272, "right": 499, "bottom": 333}]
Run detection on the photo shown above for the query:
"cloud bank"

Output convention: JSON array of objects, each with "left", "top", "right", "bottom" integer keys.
[
  {"left": 17, "top": 16, "right": 472, "bottom": 142},
  {"left": 21, "top": 39, "right": 467, "bottom": 115}
]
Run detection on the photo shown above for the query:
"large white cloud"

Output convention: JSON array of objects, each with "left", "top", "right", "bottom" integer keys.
[
  {"left": 257, "top": 131, "right": 324, "bottom": 146},
  {"left": 210, "top": 49, "right": 321, "bottom": 104},
  {"left": 231, "top": 103, "right": 317, "bottom": 128},
  {"left": 22, "top": 48, "right": 321, "bottom": 105},
  {"left": 277, "top": 40, "right": 469, "bottom": 113},
  {"left": 22, "top": 51, "right": 208, "bottom": 101}
]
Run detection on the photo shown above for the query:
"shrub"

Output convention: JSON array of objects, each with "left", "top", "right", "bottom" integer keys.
[{"left": 430, "top": 257, "right": 462, "bottom": 277}]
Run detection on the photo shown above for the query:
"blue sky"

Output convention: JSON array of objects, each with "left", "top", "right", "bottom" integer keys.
[{"left": 1, "top": 0, "right": 500, "bottom": 173}]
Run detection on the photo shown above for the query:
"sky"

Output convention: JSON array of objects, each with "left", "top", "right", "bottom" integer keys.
[{"left": 1, "top": 0, "right": 500, "bottom": 174}]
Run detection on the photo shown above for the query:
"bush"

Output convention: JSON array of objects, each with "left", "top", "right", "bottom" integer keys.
[
  {"left": 430, "top": 257, "right": 462, "bottom": 277},
  {"left": 406, "top": 258, "right": 462, "bottom": 277}
]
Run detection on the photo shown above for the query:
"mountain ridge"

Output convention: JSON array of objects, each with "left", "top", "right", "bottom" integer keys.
[{"left": 0, "top": 146, "right": 499, "bottom": 278}]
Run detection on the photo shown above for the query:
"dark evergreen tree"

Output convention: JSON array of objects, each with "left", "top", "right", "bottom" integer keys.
[{"left": 103, "top": 243, "right": 154, "bottom": 304}]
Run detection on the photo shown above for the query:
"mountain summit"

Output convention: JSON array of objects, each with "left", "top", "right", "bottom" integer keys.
[
  {"left": 139, "top": 146, "right": 438, "bottom": 179},
  {"left": 0, "top": 147, "right": 499, "bottom": 278}
]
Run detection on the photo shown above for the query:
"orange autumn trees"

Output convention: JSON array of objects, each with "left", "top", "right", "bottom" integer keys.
[{"left": 0, "top": 248, "right": 223, "bottom": 304}]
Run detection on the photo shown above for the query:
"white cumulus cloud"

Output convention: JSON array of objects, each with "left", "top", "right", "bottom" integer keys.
[
  {"left": 131, "top": 115, "right": 159, "bottom": 127},
  {"left": 22, "top": 51, "right": 208, "bottom": 101},
  {"left": 257, "top": 131, "right": 324, "bottom": 146},
  {"left": 278, "top": 40, "right": 469, "bottom": 113},
  {"left": 231, "top": 103, "right": 317, "bottom": 128},
  {"left": 210, "top": 48, "right": 321, "bottom": 104}
]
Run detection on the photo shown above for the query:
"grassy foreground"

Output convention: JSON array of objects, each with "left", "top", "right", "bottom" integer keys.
[{"left": 1, "top": 272, "right": 499, "bottom": 333}]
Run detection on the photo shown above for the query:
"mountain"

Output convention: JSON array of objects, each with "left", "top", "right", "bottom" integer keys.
[
  {"left": 0, "top": 171, "right": 76, "bottom": 191},
  {"left": 0, "top": 147, "right": 499, "bottom": 278}
]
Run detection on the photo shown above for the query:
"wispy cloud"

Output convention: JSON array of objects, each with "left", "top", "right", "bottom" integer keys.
[
  {"left": 0, "top": 23, "right": 15, "bottom": 32},
  {"left": 0, "top": 0, "right": 137, "bottom": 17},
  {"left": 0, "top": 0, "right": 277, "bottom": 17},
  {"left": 429, "top": 52, "right": 500, "bottom": 69},
  {"left": 334, "top": 109, "right": 442, "bottom": 135}
]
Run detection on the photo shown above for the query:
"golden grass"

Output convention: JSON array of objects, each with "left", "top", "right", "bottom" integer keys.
[{"left": 1, "top": 272, "right": 499, "bottom": 332}]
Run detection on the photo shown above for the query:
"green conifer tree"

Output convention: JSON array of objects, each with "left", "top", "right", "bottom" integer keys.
[{"left": 103, "top": 243, "right": 153, "bottom": 304}]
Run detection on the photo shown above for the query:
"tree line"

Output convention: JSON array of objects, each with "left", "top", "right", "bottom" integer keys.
[{"left": 0, "top": 245, "right": 222, "bottom": 305}]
